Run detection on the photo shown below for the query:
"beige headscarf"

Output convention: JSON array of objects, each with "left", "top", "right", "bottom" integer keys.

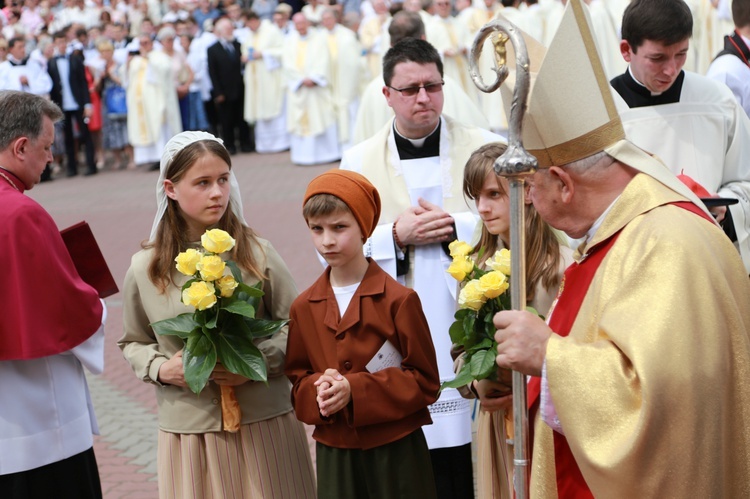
[{"left": 149, "top": 131, "right": 247, "bottom": 241}]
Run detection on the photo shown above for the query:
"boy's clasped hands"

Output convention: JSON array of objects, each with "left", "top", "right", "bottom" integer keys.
[{"left": 314, "top": 368, "right": 351, "bottom": 417}]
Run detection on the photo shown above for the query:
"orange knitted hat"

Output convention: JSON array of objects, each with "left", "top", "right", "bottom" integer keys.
[{"left": 303, "top": 169, "right": 382, "bottom": 237}]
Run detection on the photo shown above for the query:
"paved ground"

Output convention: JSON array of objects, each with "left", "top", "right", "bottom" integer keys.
[{"left": 28, "top": 150, "right": 334, "bottom": 498}]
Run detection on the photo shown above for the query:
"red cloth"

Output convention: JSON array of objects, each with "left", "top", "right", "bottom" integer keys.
[
  {"left": 85, "top": 66, "right": 102, "bottom": 132},
  {"left": 1, "top": 177, "right": 103, "bottom": 360}
]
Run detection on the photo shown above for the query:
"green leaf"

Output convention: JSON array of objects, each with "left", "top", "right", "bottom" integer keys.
[
  {"left": 216, "top": 330, "right": 268, "bottom": 383},
  {"left": 205, "top": 307, "right": 220, "bottom": 329},
  {"left": 224, "top": 300, "right": 257, "bottom": 319},
  {"left": 454, "top": 308, "right": 471, "bottom": 321},
  {"left": 151, "top": 313, "right": 199, "bottom": 339},
  {"left": 244, "top": 318, "right": 289, "bottom": 339},
  {"left": 237, "top": 281, "right": 264, "bottom": 297},
  {"left": 225, "top": 260, "right": 243, "bottom": 283},
  {"left": 439, "top": 364, "right": 475, "bottom": 391},
  {"left": 483, "top": 314, "right": 497, "bottom": 341},
  {"left": 449, "top": 320, "right": 467, "bottom": 345},
  {"left": 469, "top": 349, "right": 498, "bottom": 379},
  {"left": 466, "top": 338, "right": 493, "bottom": 354},
  {"left": 183, "top": 329, "right": 217, "bottom": 394},
  {"left": 462, "top": 312, "right": 478, "bottom": 348}
]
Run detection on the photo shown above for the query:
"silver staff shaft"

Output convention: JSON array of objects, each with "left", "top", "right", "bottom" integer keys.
[
  {"left": 469, "top": 18, "right": 537, "bottom": 499},
  {"left": 508, "top": 179, "right": 530, "bottom": 498}
]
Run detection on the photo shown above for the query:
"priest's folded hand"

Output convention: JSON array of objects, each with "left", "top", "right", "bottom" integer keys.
[{"left": 493, "top": 310, "right": 551, "bottom": 377}]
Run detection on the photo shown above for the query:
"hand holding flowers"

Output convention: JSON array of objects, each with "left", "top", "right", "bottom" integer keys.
[
  {"left": 150, "top": 229, "right": 289, "bottom": 432},
  {"left": 442, "top": 241, "right": 515, "bottom": 391}
]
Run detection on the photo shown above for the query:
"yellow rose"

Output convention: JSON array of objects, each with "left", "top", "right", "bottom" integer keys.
[
  {"left": 174, "top": 248, "right": 202, "bottom": 276},
  {"left": 447, "top": 256, "right": 475, "bottom": 281},
  {"left": 216, "top": 275, "right": 239, "bottom": 298},
  {"left": 458, "top": 280, "right": 486, "bottom": 311},
  {"left": 201, "top": 229, "right": 236, "bottom": 254},
  {"left": 182, "top": 281, "right": 217, "bottom": 310},
  {"left": 448, "top": 240, "right": 473, "bottom": 259},
  {"left": 487, "top": 248, "right": 512, "bottom": 275},
  {"left": 196, "top": 254, "right": 226, "bottom": 281},
  {"left": 478, "top": 270, "right": 509, "bottom": 299}
]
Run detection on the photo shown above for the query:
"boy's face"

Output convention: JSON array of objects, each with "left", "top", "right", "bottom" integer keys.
[{"left": 307, "top": 210, "right": 365, "bottom": 270}]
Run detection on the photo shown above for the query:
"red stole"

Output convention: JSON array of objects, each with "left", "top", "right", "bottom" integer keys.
[
  {"left": 526, "top": 201, "right": 713, "bottom": 497},
  {"left": 1, "top": 180, "right": 103, "bottom": 360}
]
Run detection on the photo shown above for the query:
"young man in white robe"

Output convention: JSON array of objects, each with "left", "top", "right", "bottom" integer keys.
[
  {"left": 242, "top": 11, "right": 289, "bottom": 153},
  {"left": 611, "top": 0, "right": 750, "bottom": 272},
  {"left": 282, "top": 13, "right": 340, "bottom": 165},
  {"left": 320, "top": 9, "right": 365, "bottom": 151},
  {"left": 341, "top": 38, "right": 502, "bottom": 499}
]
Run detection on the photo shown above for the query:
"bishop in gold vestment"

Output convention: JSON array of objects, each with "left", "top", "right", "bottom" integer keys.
[{"left": 491, "top": 1, "right": 750, "bottom": 497}]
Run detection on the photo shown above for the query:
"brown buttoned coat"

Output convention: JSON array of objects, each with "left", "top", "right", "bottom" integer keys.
[{"left": 285, "top": 259, "right": 440, "bottom": 450}]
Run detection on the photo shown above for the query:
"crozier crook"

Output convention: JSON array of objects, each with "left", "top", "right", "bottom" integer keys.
[{"left": 469, "top": 19, "right": 538, "bottom": 176}]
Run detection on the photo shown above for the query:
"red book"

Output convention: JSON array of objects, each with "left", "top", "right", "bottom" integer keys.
[{"left": 60, "top": 221, "right": 119, "bottom": 298}]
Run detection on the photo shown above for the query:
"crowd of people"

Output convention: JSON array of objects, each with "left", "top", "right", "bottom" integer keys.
[
  {"left": 0, "top": 0, "right": 745, "bottom": 175},
  {"left": 3, "top": 0, "right": 750, "bottom": 498}
]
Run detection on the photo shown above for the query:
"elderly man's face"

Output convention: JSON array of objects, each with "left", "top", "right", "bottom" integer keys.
[
  {"left": 528, "top": 169, "right": 556, "bottom": 224},
  {"left": 384, "top": 61, "right": 444, "bottom": 138},
  {"left": 293, "top": 14, "right": 309, "bottom": 34},
  {"left": 321, "top": 11, "right": 336, "bottom": 30},
  {"left": 528, "top": 167, "right": 583, "bottom": 238},
  {"left": 435, "top": 0, "right": 451, "bottom": 18}
]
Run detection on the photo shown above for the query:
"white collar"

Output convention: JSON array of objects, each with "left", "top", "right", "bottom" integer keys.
[
  {"left": 627, "top": 65, "right": 664, "bottom": 97},
  {"left": 393, "top": 121, "right": 439, "bottom": 148}
]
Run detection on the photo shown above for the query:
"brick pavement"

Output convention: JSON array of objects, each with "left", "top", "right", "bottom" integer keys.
[{"left": 28, "top": 150, "right": 332, "bottom": 499}]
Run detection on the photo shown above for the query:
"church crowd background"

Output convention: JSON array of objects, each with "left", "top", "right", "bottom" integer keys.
[{"left": 0, "top": 0, "right": 744, "bottom": 177}]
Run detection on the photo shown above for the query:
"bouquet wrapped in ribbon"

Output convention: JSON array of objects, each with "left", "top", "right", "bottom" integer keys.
[
  {"left": 150, "top": 229, "right": 288, "bottom": 432},
  {"left": 442, "top": 241, "right": 515, "bottom": 391}
]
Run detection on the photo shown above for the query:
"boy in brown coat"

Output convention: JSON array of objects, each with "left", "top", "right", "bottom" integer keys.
[{"left": 285, "top": 169, "right": 440, "bottom": 499}]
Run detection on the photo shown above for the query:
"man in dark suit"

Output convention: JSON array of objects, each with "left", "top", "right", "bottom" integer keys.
[
  {"left": 48, "top": 29, "right": 97, "bottom": 177},
  {"left": 207, "top": 17, "right": 254, "bottom": 154}
]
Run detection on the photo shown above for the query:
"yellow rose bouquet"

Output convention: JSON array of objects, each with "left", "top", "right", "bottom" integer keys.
[
  {"left": 150, "top": 229, "right": 288, "bottom": 432},
  {"left": 442, "top": 241, "right": 514, "bottom": 391}
]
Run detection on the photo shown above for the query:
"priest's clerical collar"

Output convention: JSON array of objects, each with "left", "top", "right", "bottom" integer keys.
[
  {"left": 7, "top": 54, "right": 28, "bottom": 66},
  {"left": 610, "top": 66, "right": 684, "bottom": 108},
  {"left": 393, "top": 121, "right": 441, "bottom": 160}
]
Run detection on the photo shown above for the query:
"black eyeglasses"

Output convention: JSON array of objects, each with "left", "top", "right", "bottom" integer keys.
[{"left": 387, "top": 80, "right": 444, "bottom": 97}]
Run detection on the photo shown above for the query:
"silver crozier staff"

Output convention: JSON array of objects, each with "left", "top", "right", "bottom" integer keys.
[{"left": 469, "top": 19, "right": 537, "bottom": 499}]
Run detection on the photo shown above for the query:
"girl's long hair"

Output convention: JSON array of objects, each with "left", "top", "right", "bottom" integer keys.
[
  {"left": 463, "top": 142, "right": 563, "bottom": 303},
  {"left": 144, "top": 140, "right": 265, "bottom": 293}
]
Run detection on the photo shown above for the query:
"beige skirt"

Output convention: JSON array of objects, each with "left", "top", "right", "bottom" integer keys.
[
  {"left": 475, "top": 409, "right": 513, "bottom": 499},
  {"left": 157, "top": 411, "right": 316, "bottom": 499}
]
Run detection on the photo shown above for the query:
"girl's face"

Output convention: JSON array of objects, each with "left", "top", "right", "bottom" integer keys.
[
  {"left": 476, "top": 172, "right": 511, "bottom": 243},
  {"left": 164, "top": 153, "right": 231, "bottom": 241}
]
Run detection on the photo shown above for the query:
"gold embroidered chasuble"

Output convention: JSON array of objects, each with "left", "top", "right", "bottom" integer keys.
[{"left": 532, "top": 173, "right": 750, "bottom": 498}]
